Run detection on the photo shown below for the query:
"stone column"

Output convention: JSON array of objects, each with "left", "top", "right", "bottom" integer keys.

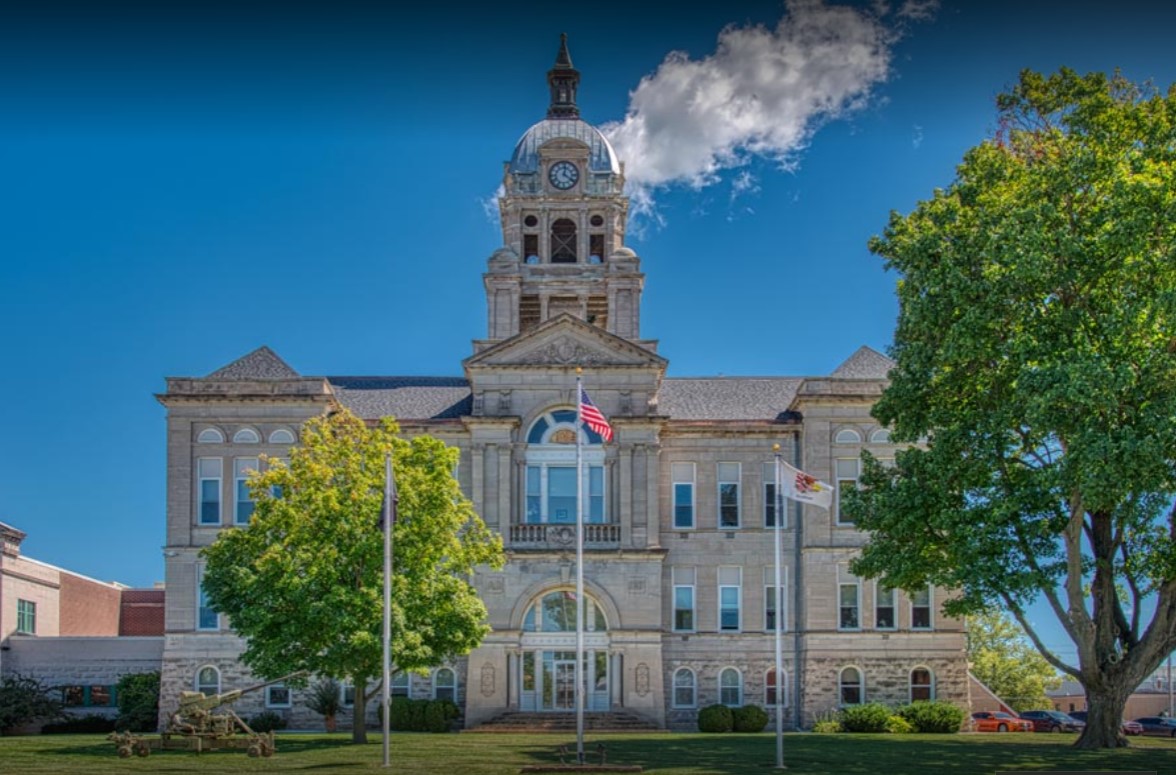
[
  {"left": 471, "top": 444, "right": 485, "bottom": 522},
  {"left": 619, "top": 445, "right": 633, "bottom": 546}
]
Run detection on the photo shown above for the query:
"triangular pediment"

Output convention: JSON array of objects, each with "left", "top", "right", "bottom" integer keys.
[
  {"left": 464, "top": 314, "right": 666, "bottom": 371},
  {"left": 206, "top": 346, "right": 300, "bottom": 380}
]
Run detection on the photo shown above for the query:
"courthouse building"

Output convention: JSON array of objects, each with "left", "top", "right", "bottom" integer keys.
[{"left": 157, "top": 37, "right": 969, "bottom": 729}]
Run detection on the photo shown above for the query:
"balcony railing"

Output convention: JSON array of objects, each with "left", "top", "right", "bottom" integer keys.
[{"left": 509, "top": 522, "right": 620, "bottom": 548}]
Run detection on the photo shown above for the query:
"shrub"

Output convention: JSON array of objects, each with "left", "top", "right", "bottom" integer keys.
[
  {"left": 115, "top": 671, "right": 159, "bottom": 732},
  {"left": 0, "top": 675, "right": 64, "bottom": 733},
  {"left": 839, "top": 702, "right": 892, "bottom": 733},
  {"left": 248, "top": 710, "right": 288, "bottom": 733},
  {"left": 898, "top": 701, "right": 966, "bottom": 733},
  {"left": 697, "top": 704, "right": 734, "bottom": 733},
  {"left": 41, "top": 714, "right": 116, "bottom": 734},
  {"left": 732, "top": 704, "right": 769, "bottom": 732},
  {"left": 885, "top": 714, "right": 915, "bottom": 734},
  {"left": 306, "top": 679, "right": 341, "bottom": 719},
  {"left": 424, "top": 701, "right": 449, "bottom": 733},
  {"left": 437, "top": 698, "right": 460, "bottom": 721},
  {"left": 389, "top": 697, "right": 415, "bottom": 731},
  {"left": 812, "top": 719, "right": 842, "bottom": 733}
]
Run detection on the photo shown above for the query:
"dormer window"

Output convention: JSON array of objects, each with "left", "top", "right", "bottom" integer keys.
[{"left": 551, "top": 219, "right": 577, "bottom": 263}]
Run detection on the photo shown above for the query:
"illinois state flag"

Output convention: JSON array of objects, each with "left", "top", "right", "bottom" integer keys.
[{"left": 779, "top": 460, "right": 834, "bottom": 510}]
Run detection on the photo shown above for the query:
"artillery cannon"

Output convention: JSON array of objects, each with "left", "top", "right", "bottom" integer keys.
[{"left": 110, "top": 670, "right": 307, "bottom": 758}]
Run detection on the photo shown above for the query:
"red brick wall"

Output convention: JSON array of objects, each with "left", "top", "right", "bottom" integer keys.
[
  {"left": 119, "top": 589, "right": 165, "bottom": 636},
  {"left": 58, "top": 573, "right": 122, "bottom": 636}
]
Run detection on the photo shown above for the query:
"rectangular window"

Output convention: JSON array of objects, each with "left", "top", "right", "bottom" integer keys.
[
  {"left": 391, "top": 673, "right": 410, "bottom": 697},
  {"left": 762, "top": 462, "right": 787, "bottom": 528},
  {"left": 340, "top": 683, "right": 356, "bottom": 708},
  {"left": 763, "top": 567, "right": 788, "bottom": 632},
  {"left": 718, "top": 566, "right": 742, "bottom": 631},
  {"left": 90, "top": 685, "right": 113, "bottom": 707},
  {"left": 16, "top": 599, "right": 36, "bottom": 634},
  {"left": 526, "top": 466, "right": 541, "bottom": 523},
  {"left": 523, "top": 233, "right": 538, "bottom": 261},
  {"left": 198, "top": 458, "right": 222, "bottom": 525},
  {"left": 672, "top": 568, "right": 695, "bottom": 632},
  {"left": 62, "top": 686, "right": 85, "bottom": 706},
  {"left": 718, "top": 462, "right": 741, "bottom": 528},
  {"left": 589, "top": 233, "right": 605, "bottom": 261},
  {"left": 585, "top": 465, "right": 604, "bottom": 523},
  {"left": 234, "top": 458, "right": 258, "bottom": 525},
  {"left": 835, "top": 458, "right": 860, "bottom": 525},
  {"left": 911, "top": 586, "right": 933, "bottom": 630},
  {"left": 266, "top": 683, "right": 292, "bottom": 708},
  {"left": 671, "top": 463, "right": 695, "bottom": 529},
  {"left": 876, "top": 585, "right": 896, "bottom": 630},
  {"left": 197, "top": 566, "right": 218, "bottom": 631},
  {"left": 839, "top": 580, "right": 860, "bottom": 630}
]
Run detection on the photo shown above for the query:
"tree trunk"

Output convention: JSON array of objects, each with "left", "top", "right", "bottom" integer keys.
[
  {"left": 1073, "top": 684, "right": 1129, "bottom": 749},
  {"left": 351, "top": 676, "right": 368, "bottom": 744}
]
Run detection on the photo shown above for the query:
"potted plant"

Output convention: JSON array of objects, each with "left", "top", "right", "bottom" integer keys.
[{"left": 306, "top": 678, "right": 342, "bottom": 733}]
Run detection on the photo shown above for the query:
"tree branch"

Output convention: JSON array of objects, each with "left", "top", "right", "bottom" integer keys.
[{"left": 1001, "top": 591, "right": 1079, "bottom": 678}]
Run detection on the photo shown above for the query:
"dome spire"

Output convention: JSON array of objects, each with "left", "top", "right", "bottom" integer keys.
[{"left": 546, "top": 33, "right": 580, "bottom": 119}]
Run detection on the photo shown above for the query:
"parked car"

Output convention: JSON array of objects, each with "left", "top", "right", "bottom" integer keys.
[
  {"left": 1122, "top": 719, "right": 1144, "bottom": 736},
  {"left": 970, "top": 711, "right": 1034, "bottom": 733},
  {"left": 1067, "top": 710, "right": 1143, "bottom": 736},
  {"left": 1019, "top": 710, "right": 1084, "bottom": 733},
  {"left": 1132, "top": 716, "right": 1176, "bottom": 737}
]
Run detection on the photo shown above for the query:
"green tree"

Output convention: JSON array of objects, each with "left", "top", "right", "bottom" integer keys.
[
  {"left": 967, "top": 611, "right": 1060, "bottom": 712},
  {"left": 0, "top": 675, "right": 63, "bottom": 732},
  {"left": 114, "top": 671, "right": 160, "bottom": 732},
  {"left": 848, "top": 68, "right": 1176, "bottom": 749},
  {"left": 201, "top": 409, "right": 504, "bottom": 744}
]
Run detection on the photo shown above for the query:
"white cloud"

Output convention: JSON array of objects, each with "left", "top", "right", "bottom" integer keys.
[
  {"left": 912, "top": 123, "right": 924, "bottom": 149},
  {"left": 601, "top": 0, "right": 937, "bottom": 217},
  {"left": 898, "top": 0, "right": 940, "bottom": 20}
]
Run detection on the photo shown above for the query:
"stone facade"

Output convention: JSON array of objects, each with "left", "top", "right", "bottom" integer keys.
[{"left": 156, "top": 38, "right": 969, "bottom": 731}]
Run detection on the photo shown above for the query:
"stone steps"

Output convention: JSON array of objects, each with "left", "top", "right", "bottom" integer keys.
[{"left": 469, "top": 711, "right": 661, "bottom": 733}]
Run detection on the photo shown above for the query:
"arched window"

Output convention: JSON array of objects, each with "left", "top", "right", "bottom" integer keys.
[
  {"left": 719, "top": 668, "right": 742, "bottom": 707},
  {"left": 391, "top": 672, "right": 410, "bottom": 698},
  {"left": 672, "top": 668, "right": 696, "bottom": 708},
  {"left": 522, "top": 591, "right": 608, "bottom": 632},
  {"left": 550, "top": 219, "right": 577, "bottom": 263},
  {"left": 197, "top": 428, "right": 224, "bottom": 444},
  {"left": 233, "top": 428, "right": 260, "bottom": 444},
  {"left": 269, "top": 428, "right": 296, "bottom": 444},
  {"left": 910, "top": 667, "right": 934, "bottom": 702},
  {"left": 765, "top": 668, "right": 787, "bottom": 707},
  {"left": 525, "top": 410, "right": 605, "bottom": 524},
  {"left": 195, "top": 666, "right": 221, "bottom": 696},
  {"left": 834, "top": 428, "right": 862, "bottom": 444},
  {"left": 839, "top": 666, "right": 863, "bottom": 705},
  {"left": 869, "top": 428, "right": 892, "bottom": 444},
  {"left": 433, "top": 668, "right": 456, "bottom": 702}
]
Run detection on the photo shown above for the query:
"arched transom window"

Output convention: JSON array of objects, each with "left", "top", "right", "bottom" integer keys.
[
  {"left": 522, "top": 591, "right": 608, "bottom": 632},
  {"left": 525, "top": 410, "right": 606, "bottom": 524},
  {"left": 195, "top": 666, "right": 221, "bottom": 695}
]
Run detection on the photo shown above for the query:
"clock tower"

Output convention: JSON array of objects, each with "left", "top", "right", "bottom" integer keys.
[{"left": 481, "top": 35, "right": 646, "bottom": 347}]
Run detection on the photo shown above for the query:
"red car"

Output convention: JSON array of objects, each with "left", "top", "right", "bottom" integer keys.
[
  {"left": 971, "top": 711, "right": 1034, "bottom": 733},
  {"left": 1122, "top": 719, "right": 1144, "bottom": 736}
]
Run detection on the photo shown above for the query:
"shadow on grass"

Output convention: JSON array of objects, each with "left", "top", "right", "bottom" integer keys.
[{"left": 518, "top": 734, "right": 1176, "bottom": 775}]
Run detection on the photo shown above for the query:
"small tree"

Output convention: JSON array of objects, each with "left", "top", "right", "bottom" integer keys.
[
  {"left": 0, "top": 675, "right": 63, "bottom": 733},
  {"left": 114, "top": 671, "right": 160, "bottom": 732},
  {"left": 306, "top": 678, "right": 341, "bottom": 733},
  {"left": 968, "top": 611, "right": 1060, "bottom": 712},
  {"left": 202, "top": 409, "right": 504, "bottom": 743}
]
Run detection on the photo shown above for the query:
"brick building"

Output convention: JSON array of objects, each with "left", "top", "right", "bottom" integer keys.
[{"left": 156, "top": 37, "right": 969, "bottom": 730}]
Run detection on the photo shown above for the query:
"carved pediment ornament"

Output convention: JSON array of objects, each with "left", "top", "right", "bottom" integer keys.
[{"left": 515, "top": 337, "right": 625, "bottom": 366}]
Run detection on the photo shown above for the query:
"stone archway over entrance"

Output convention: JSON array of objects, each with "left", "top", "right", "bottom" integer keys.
[{"left": 518, "top": 589, "right": 613, "bottom": 712}]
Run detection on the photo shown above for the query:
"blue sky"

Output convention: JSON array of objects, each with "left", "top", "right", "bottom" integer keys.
[{"left": 2, "top": 0, "right": 1174, "bottom": 669}]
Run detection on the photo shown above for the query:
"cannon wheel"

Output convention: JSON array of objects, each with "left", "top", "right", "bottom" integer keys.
[
  {"left": 135, "top": 741, "right": 151, "bottom": 757},
  {"left": 261, "top": 740, "right": 275, "bottom": 758},
  {"left": 247, "top": 744, "right": 262, "bottom": 758},
  {"left": 117, "top": 745, "right": 133, "bottom": 759}
]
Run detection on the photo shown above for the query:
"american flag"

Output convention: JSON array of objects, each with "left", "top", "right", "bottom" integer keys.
[{"left": 579, "top": 385, "right": 613, "bottom": 442}]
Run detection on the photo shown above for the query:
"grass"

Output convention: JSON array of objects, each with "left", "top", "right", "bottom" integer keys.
[{"left": 0, "top": 732, "right": 1173, "bottom": 774}]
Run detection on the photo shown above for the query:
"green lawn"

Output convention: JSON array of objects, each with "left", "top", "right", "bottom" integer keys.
[{"left": 0, "top": 732, "right": 1173, "bottom": 774}]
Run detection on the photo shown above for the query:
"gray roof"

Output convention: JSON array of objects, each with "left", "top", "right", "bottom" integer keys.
[
  {"left": 206, "top": 346, "right": 301, "bottom": 380},
  {"left": 509, "top": 119, "right": 620, "bottom": 174},
  {"left": 329, "top": 377, "right": 472, "bottom": 421},
  {"left": 657, "top": 378, "right": 803, "bottom": 421},
  {"left": 830, "top": 346, "right": 895, "bottom": 379}
]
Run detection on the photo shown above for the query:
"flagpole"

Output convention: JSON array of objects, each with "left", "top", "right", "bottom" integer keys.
[
  {"left": 382, "top": 453, "right": 393, "bottom": 768},
  {"left": 772, "top": 444, "right": 786, "bottom": 769},
  {"left": 574, "top": 368, "right": 586, "bottom": 765}
]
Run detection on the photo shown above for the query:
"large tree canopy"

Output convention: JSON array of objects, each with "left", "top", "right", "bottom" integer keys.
[
  {"left": 848, "top": 69, "right": 1176, "bottom": 748},
  {"left": 201, "top": 409, "right": 504, "bottom": 743}
]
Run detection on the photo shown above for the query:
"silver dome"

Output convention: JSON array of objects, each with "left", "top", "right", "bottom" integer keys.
[{"left": 508, "top": 119, "right": 621, "bottom": 175}]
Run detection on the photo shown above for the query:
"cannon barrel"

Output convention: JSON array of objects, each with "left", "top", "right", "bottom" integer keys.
[{"left": 180, "top": 670, "right": 309, "bottom": 711}]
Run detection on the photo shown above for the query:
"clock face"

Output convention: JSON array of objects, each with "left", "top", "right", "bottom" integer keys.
[{"left": 548, "top": 161, "right": 579, "bottom": 190}]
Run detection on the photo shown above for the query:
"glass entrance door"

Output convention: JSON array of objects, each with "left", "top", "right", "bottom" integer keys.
[{"left": 553, "top": 659, "right": 576, "bottom": 710}]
